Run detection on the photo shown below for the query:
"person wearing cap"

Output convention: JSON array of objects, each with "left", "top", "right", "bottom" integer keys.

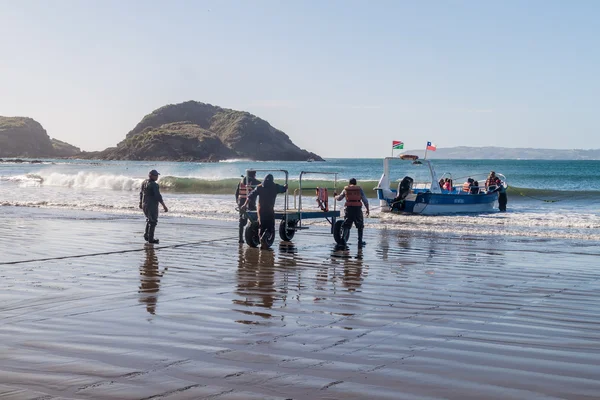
[
  {"left": 336, "top": 178, "right": 370, "bottom": 246},
  {"left": 241, "top": 174, "right": 288, "bottom": 249},
  {"left": 235, "top": 170, "right": 261, "bottom": 243},
  {"left": 139, "top": 169, "right": 168, "bottom": 244}
]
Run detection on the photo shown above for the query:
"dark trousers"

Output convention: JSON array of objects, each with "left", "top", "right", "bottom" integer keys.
[
  {"left": 258, "top": 211, "right": 275, "bottom": 239},
  {"left": 143, "top": 204, "right": 159, "bottom": 226},
  {"left": 498, "top": 193, "right": 508, "bottom": 211},
  {"left": 143, "top": 204, "right": 159, "bottom": 241},
  {"left": 239, "top": 202, "right": 256, "bottom": 229},
  {"left": 343, "top": 206, "right": 364, "bottom": 230}
]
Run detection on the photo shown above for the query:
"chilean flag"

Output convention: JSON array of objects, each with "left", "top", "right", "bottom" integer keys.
[{"left": 426, "top": 141, "right": 437, "bottom": 151}]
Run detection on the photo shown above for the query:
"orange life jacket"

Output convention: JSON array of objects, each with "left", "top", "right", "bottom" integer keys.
[
  {"left": 316, "top": 187, "right": 329, "bottom": 211},
  {"left": 462, "top": 182, "right": 471, "bottom": 192},
  {"left": 486, "top": 176, "right": 500, "bottom": 188},
  {"left": 238, "top": 181, "right": 252, "bottom": 200},
  {"left": 344, "top": 185, "right": 362, "bottom": 207}
]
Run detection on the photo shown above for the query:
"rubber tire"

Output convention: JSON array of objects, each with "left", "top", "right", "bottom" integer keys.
[
  {"left": 279, "top": 219, "right": 297, "bottom": 241},
  {"left": 245, "top": 221, "right": 260, "bottom": 248},
  {"left": 333, "top": 219, "right": 349, "bottom": 245}
]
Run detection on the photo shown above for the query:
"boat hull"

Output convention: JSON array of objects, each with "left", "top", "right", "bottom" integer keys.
[{"left": 380, "top": 191, "right": 499, "bottom": 215}]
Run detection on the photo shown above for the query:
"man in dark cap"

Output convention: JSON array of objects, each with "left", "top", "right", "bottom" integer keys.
[
  {"left": 241, "top": 174, "right": 287, "bottom": 249},
  {"left": 139, "top": 169, "right": 168, "bottom": 244},
  {"left": 235, "top": 170, "right": 261, "bottom": 243}
]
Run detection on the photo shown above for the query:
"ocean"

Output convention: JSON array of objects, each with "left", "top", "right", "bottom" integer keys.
[{"left": 2, "top": 158, "right": 600, "bottom": 241}]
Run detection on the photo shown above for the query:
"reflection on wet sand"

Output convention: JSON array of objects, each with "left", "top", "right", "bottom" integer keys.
[
  {"left": 331, "top": 244, "right": 366, "bottom": 293},
  {"left": 138, "top": 245, "right": 167, "bottom": 315},
  {"left": 3, "top": 214, "right": 600, "bottom": 399},
  {"left": 234, "top": 245, "right": 276, "bottom": 323}
]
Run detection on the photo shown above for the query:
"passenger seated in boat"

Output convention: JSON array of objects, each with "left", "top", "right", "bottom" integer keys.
[
  {"left": 442, "top": 178, "right": 452, "bottom": 192},
  {"left": 485, "top": 171, "right": 498, "bottom": 191},
  {"left": 390, "top": 176, "right": 413, "bottom": 211},
  {"left": 470, "top": 180, "right": 479, "bottom": 194},
  {"left": 462, "top": 178, "right": 474, "bottom": 193},
  {"left": 438, "top": 178, "right": 445, "bottom": 189}
]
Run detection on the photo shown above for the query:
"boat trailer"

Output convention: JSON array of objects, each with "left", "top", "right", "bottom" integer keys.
[{"left": 241, "top": 169, "right": 347, "bottom": 248}]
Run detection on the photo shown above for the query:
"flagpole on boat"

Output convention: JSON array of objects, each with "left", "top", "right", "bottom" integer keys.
[{"left": 424, "top": 143, "right": 428, "bottom": 160}]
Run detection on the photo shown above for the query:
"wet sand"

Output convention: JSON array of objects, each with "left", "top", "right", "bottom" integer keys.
[{"left": 1, "top": 207, "right": 600, "bottom": 399}]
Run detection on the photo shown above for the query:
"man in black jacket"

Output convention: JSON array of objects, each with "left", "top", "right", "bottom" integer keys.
[
  {"left": 241, "top": 174, "right": 287, "bottom": 249},
  {"left": 139, "top": 170, "right": 168, "bottom": 244},
  {"left": 235, "top": 170, "right": 261, "bottom": 243}
]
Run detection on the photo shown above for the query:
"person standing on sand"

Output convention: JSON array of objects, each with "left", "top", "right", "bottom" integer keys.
[
  {"left": 241, "top": 174, "right": 287, "bottom": 249},
  {"left": 139, "top": 169, "right": 168, "bottom": 244},
  {"left": 235, "top": 170, "right": 261, "bottom": 243},
  {"left": 336, "top": 178, "right": 370, "bottom": 246}
]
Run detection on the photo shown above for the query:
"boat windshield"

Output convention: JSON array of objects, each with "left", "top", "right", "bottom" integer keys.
[{"left": 387, "top": 159, "right": 434, "bottom": 192}]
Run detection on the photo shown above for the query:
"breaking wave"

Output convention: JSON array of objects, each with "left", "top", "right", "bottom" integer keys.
[
  {"left": 3, "top": 171, "right": 600, "bottom": 202},
  {"left": 1, "top": 172, "right": 143, "bottom": 191}
]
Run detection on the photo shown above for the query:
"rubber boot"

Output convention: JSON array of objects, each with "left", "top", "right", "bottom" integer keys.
[
  {"left": 239, "top": 226, "right": 245, "bottom": 244},
  {"left": 148, "top": 224, "right": 159, "bottom": 244},
  {"left": 260, "top": 230, "right": 272, "bottom": 250},
  {"left": 144, "top": 222, "right": 150, "bottom": 242},
  {"left": 358, "top": 229, "right": 366, "bottom": 247}
]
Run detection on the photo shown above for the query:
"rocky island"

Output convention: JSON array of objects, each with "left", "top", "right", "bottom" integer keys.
[
  {"left": 83, "top": 101, "right": 323, "bottom": 162},
  {"left": 0, "top": 117, "right": 80, "bottom": 158}
]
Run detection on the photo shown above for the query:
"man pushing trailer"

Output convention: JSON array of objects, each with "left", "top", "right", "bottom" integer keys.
[
  {"left": 241, "top": 174, "right": 288, "bottom": 249},
  {"left": 336, "top": 178, "right": 370, "bottom": 246}
]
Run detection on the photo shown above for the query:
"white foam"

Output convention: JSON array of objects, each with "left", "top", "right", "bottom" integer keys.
[
  {"left": 0, "top": 174, "right": 44, "bottom": 186},
  {"left": 39, "top": 172, "right": 144, "bottom": 191},
  {"left": 219, "top": 158, "right": 253, "bottom": 163}
]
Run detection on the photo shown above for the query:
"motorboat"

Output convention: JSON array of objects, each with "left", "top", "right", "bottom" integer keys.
[{"left": 375, "top": 156, "right": 507, "bottom": 215}]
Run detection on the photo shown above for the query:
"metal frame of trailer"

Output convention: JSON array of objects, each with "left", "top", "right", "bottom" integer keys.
[{"left": 242, "top": 169, "right": 345, "bottom": 248}]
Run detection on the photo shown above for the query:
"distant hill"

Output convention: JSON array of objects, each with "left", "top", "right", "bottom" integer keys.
[
  {"left": 83, "top": 101, "right": 322, "bottom": 162},
  {"left": 402, "top": 146, "right": 600, "bottom": 160},
  {"left": 0, "top": 117, "right": 80, "bottom": 158}
]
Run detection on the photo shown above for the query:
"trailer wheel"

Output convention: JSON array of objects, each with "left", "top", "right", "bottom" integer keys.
[
  {"left": 333, "top": 220, "right": 349, "bottom": 245},
  {"left": 245, "top": 221, "right": 260, "bottom": 247},
  {"left": 279, "top": 219, "right": 297, "bottom": 241}
]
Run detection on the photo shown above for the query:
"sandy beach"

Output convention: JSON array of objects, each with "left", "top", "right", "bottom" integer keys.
[{"left": 1, "top": 206, "right": 600, "bottom": 399}]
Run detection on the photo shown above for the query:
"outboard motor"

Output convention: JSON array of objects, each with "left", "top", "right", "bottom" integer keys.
[
  {"left": 391, "top": 176, "right": 413, "bottom": 211},
  {"left": 398, "top": 176, "right": 414, "bottom": 200}
]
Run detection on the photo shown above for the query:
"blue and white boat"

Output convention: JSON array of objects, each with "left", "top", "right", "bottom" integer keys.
[{"left": 375, "top": 155, "right": 507, "bottom": 215}]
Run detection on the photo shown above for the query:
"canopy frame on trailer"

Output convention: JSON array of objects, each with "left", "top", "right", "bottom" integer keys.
[{"left": 241, "top": 169, "right": 342, "bottom": 247}]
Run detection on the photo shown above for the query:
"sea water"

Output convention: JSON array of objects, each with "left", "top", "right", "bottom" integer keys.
[{"left": 1, "top": 158, "right": 599, "bottom": 241}]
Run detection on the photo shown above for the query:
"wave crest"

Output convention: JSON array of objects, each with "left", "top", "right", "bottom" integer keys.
[{"left": 4, "top": 171, "right": 600, "bottom": 201}]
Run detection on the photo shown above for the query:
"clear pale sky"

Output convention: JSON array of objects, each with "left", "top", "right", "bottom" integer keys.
[{"left": 1, "top": 0, "right": 598, "bottom": 157}]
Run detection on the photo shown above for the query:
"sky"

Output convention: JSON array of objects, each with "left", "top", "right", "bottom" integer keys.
[{"left": 1, "top": 0, "right": 598, "bottom": 158}]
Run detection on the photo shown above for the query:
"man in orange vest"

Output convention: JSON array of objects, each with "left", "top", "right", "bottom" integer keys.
[
  {"left": 336, "top": 178, "right": 370, "bottom": 246},
  {"left": 235, "top": 170, "right": 261, "bottom": 243}
]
